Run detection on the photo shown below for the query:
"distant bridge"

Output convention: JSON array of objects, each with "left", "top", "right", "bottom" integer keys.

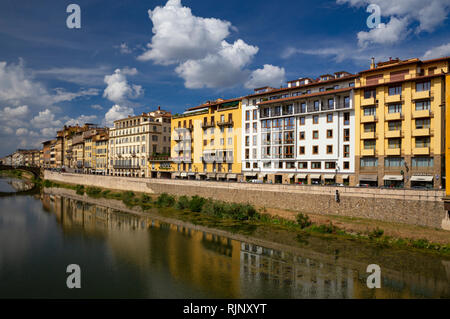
[{"left": 0, "top": 165, "right": 41, "bottom": 178}]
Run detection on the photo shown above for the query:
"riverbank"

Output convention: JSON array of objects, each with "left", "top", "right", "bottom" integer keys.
[
  {"left": 42, "top": 180, "right": 450, "bottom": 256},
  {"left": 0, "top": 169, "right": 35, "bottom": 181}
]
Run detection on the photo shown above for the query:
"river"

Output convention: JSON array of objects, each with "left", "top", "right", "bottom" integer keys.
[{"left": 0, "top": 180, "right": 449, "bottom": 298}]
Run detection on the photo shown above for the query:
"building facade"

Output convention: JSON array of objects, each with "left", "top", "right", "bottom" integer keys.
[
  {"left": 242, "top": 72, "right": 356, "bottom": 185},
  {"left": 108, "top": 108, "right": 171, "bottom": 177},
  {"left": 171, "top": 98, "right": 243, "bottom": 181},
  {"left": 354, "top": 57, "right": 448, "bottom": 189}
]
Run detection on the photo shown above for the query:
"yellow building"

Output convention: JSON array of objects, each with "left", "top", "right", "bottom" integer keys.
[
  {"left": 171, "top": 98, "right": 243, "bottom": 181},
  {"left": 354, "top": 57, "right": 448, "bottom": 189},
  {"left": 93, "top": 132, "right": 109, "bottom": 175}
]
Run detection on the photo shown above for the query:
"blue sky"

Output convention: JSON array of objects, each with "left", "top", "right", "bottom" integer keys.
[{"left": 1, "top": 0, "right": 449, "bottom": 156}]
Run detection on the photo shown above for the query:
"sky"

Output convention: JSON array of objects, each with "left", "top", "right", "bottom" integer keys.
[{"left": 0, "top": 0, "right": 449, "bottom": 156}]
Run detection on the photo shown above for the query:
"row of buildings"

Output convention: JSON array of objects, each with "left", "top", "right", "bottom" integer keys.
[{"left": 2, "top": 56, "right": 449, "bottom": 190}]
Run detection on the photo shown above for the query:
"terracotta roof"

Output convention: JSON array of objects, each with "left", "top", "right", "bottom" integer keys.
[
  {"left": 359, "top": 56, "right": 450, "bottom": 74},
  {"left": 258, "top": 87, "right": 353, "bottom": 106},
  {"left": 186, "top": 97, "right": 242, "bottom": 112},
  {"left": 358, "top": 72, "right": 446, "bottom": 89}
]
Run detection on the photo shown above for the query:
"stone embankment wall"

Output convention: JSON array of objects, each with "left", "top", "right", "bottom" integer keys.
[{"left": 44, "top": 171, "right": 449, "bottom": 230}]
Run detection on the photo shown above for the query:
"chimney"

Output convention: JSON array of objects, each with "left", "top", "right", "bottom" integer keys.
[
  {"left": 158, "top": 106, "right": 161, "bottom": 110},
  {"left": 370, "top": 57, "right": 375, "bottom": 69}
]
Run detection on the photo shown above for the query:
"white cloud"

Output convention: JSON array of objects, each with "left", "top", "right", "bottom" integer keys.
[
  {"left": 104, "top": 105, "right": 134, "bottom": 127},
  {"left": 34, "top": 65, "right": 111, "bottom": 86},
  {"left": 337, "top": 0, "right": 450, "bottom": 47},
  {"left": 138, "top": 0, "right": 281, "bottom": 90},
  {"left": 245, "top": 65, "right": 286, "bottom": 89},
  {"left": 422, "top": 42, "right": 450, "bottom": 59},
  {"left": 0, "top": 105, "right": 29, "bottom": 119},
  {"left": 118, "top": 43, "right": 132, "bottom": 54},
  {"left": 30, "top": 109, "right": 62, "bottom": 129},
  {"left": 357, "top": 17, "right": 409, "bottom": 48},
  {"left": 64, "top": 115, "right": 98, "bottom": 126},
  {"left": 15, "top": 128, "right": 28, "bottom": 136},
  {"left": 175, "top": 39, "right": 258, "bottom": 89},
  {"left": 103, "top": 68, "right": 143, "bottom": 103},
  {"left": 91, "top": 104, "right": 103, "bottom": 110}
]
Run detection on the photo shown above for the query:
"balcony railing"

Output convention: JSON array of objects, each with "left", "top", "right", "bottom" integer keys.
[
  {"left": 216, "top": 120, "right": 234, "bottom": 127},
  {"left": 201, "top": 122, "right": 215, "bottom": 129},
  {"left": 113, "top": 164, "right": 141, "bottom": 169}
]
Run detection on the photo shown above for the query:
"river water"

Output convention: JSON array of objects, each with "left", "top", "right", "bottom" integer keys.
[{"left": 0, "top": 181, "right": 449, "bottom": 298}]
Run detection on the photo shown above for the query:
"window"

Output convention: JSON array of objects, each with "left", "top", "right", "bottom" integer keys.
[
  {"left": 299, "top": 146, "right": 305, "bottom": 155},
  {"left": 343, "top": 161, "right": 350, "bottom": 169},
  {"left": 311, "top": 162, "right": 321, "bottom": 169},
  {"left": 313, "top": 115, "right": 319, "bottom": 124},
  {"left": 344, "top": 145, "right": 350, "bottom": 158},
  {"left": 253, "top": 122, "right": 257, "bottom": 133},
  {"left": 325, "top": 162, "right": 336, "bottom": 169},
  {"left": 220, "top": 138, "right": 224, "bottom": 145},
  {"left": 389, "top": 85, "right": 402, "bottom": 96},
  {"left": 253, "top": 110, "right": 257, "bottom": 120},
  {"left": 300, "top": 103, "right": 307, "bottom": 113},
  {"left": 210, "top": 139, "right": 214, "bottom": 146},
  {"left": 228, "top": 137, "right": 232, "bottom": 145},
  {"left": 300, "top": 117, "right": 305, "bottom": 125},
  {"left": 344, "top": 96, "right": 350, "bottom": 108},
  {"left": 344, "top": 129, "right": 350, "bottom": 142},
  {"left": 364, "top": 123, "right": 376, "bottom": 132},
  {"left": 245, "top": 111, "right": 250, "bottom": 121},
  {"left": 245, "top": 149, "right": 249, "bottom": 159},
  {"left": 300, "top": 131, "right": 305, "bottom": 140},
  {"left": 360, "top": 157, "right": 378, "bottom": 167},
  {"left": 388, "top": 104, "right": 402, "bottom": 113},
  {"left": 364, "top": 140, "right": 376, "bottom": 150},
  {"left": 313, "top": 131, "right": 319, "bottom": 139},
  {"left": 385, "top": 157, "right": 404, "bottom": 167},
  {"left": 327, "top": 114, "right": 333, "bottom": 123},
  {"left": 245, "top": 123, "right": 250, "bottom": 134},
  {"left": 344, "top": 112, "right": 350, "bottom": 125},
  {"left": 388, "top": 138, "right": 401, "bottom": 149},
  {"left": 327, "top": 145, "right": 333, "bottom": 154},
  {"left": 364, "top": 107, "right": 376, "bottom": 116},
  {"left": 412, "top": 157, "right": 434, "bottom": 167},
  {"left": 328, "top": 99, "right": 334, "bottom": 109},
  {"left": 253, "top": 135, "right": 257, "bottom": 146},
  {"left": 416, "top": 118, "right": 430, "bottom": 129},
  {"left": 325, "top": 129, "right": 333, "bottom": 139},
  {"left": 312, "top": 146, "right": 319, "bottom": 154},
  {"left": 152, "top": 135, "right": 158, "bottom": 141},
  {"left": 416, "top": 81, "right": 431, "bottom": 92},
  {"left": 415, "top": 137, "right": 430, "bottom": 148},
  {"left": 415, "top": 100, "right": 430, "bottom": 111},
  {"left": 298, "top": 162, "right": 307, "bottom": 169},
  {"left": 245, "top": 136, "right": 250, "bottom": 147},
  {"left": 364, "top": 88, "right": 376, "bottom": 99},
  {"left": 388, "top": 121, "right": 401, "bottom": 131},
  {"left": 314, "top": 100, "right": 320, "bottom": 111}
]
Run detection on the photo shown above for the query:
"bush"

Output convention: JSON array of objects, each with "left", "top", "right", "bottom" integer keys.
[
  {"left": 175, "top": 195, "right": 190, "bottom": 210},
  {"left": 296, "top": 213, "right": 312, "bottom": 229},
  {"left": 189, "top": 195, "right": 206, "bottom": 212},
  {"left": 369, "top": 227, "right": 384, "bottom": 238},
  {"left": 310, "top": 222, "right": 337, "bottom": 234},
  {"left": 42, "top": 180, "right": 53, "bottom": 188},
  {"left": 140, "top": 194, "right": 152, "bottom": 204},
  {"left": 412, "top": 238, "right": 429, "bottom": 249},
  {"left": 86, "top": 187, "right": 102, "bottom": 196},
  {"left": 200, "top": 200, "right": 258, "bottom": 220},
  {"left": 75, "top": 185, "right": 84, "bottom": 195},
  {"left": 155, "top": 193, "right": 175, "bottom": 208},
  {"left": 102, "top": 190, "right": 111, "bottom": 196}
]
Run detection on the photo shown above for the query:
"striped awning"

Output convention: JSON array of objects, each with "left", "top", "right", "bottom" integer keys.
[
  {"left": 188, "top": 172, "right": 195, "bottom": 176},
  {"left": 411, "top": 175, "right": 433, "bottom": 182},
  {"left": 227, "top": 174, "right": 237, "bottom": 179},
  {"left": 341, "top": 175, "right": 349, "bottom": 179},
  {"left": 359, "top": 174, "right": 378, "bottom": 182},
  {"left": 383, "top": 175, "right": 403, "bottom": 181},
  {"left": 310, "top": 174, "right": 321, "bottom": 179},
  {"left": 180, "top": 172, "right": 188, "bottom": 177},
  {"left": 207, "top": 173, "right": 216, "bottom": 178},
  {"left": 244, "top": 172, "right": 257, "bottom": 177},
  {"left": 217, "top": 173, "right": 226, "bottom": 178},
  {"left": 296, "top": 174, "right": 307, "bottom": 179},
  {"left": 287, "top": 174, "right": 295, "bottom": 178},
  {"left": 258, "top": 173, "right": 267, "bottom": 178},
  {"left": 173, "top": 172, "right": 180, "bottom": 177},
  {"left": 324, "top": 174, "right": 336, "bottom": 180}
]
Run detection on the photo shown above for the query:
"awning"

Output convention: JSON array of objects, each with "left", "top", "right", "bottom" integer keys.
[
  {"left": 198, "top": 172, "right": 206, "bottom": 176},
  {"left": 359, "top": 174, "right": 378, "bottom": 182},
  {"left": 207, "top": 173, "right": 216, "bottom": 178},
  {"left": 188, "top": 172, "right": 195, "bottom": 176},
  {"left": 180, "top": 172, "right": 188, "bottom": 177},
  {"left": 296, "top": 174, "right": 307, "bottom": 179},
  {"left": 258, "top": 173, "right": 267, "bottom": 178},
  {"left": 341, "top": 175, "right": 349, "bottom": 179},
  {"left": 227, "top": 174, "right": 237, "bottom": 179},
  {"left": 173, "top": 172, "right": 180, "bottom": 177},
  {"left": 310, "top": 174, "right": 321, "bottom": 179},
  {"left": 411, "top": 175, "right": 433, "bottom": 182},
  {"left": 287, "top": 174, "right": 295, "bottom": 178},
  {"left": 217, "top": 173, "right": 226, "bottom": 178},
  {"left": 244, "top": 172, "right": 257, "bottom": 177},
  {"left": 324, "top": 174, "right": 336, "bottom": 180},
  {"left": 383, "top": 175, "right": 403, "bottom": 181}
]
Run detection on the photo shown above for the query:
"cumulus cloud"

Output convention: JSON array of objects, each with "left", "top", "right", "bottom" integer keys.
[
  {"left": 64, "top": 114, "right": 98, "bottom": 126},
  {"left": 138, "top": 0, "right": 281, "bottom": 89},
  {"left": 245, "top": 65, "right": 285, "bottom": 89},
  {"left": 337, "top": 0, "right": 450, "bottom": 47},
  {"left": 422, "top": 43, "right": 450, "bottom": 59},
  {"left": 0, "top": 105, "right": 29, "bottom": 118},
  {"left": 30, "top": 109, "right": 62, "bottom": 129},
  {"left": 104, "top": 105, "right": 134, "bottom": 127},
  {"left": 91, "top": 104, "right": 103, "bottom": 110},
  {"left": 103, "top": 68, "right": 143, "bottom": 103},
  {"left": 15, "top": 128, "right": 28, "bottom": 136}
]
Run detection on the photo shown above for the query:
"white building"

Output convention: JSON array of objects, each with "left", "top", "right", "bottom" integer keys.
[
  {"left": 108, "top": 108, "right": 171, "bottom": 178},
  {"left": 242, "top": 72, "right": 356, "bottom": 185}
]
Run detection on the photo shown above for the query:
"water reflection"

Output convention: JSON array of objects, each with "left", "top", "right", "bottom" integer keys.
[
  {"left": 0, "top": 177, "right": 34, "bottom": 193},
  {"left": 0, "top": 190, "right": 449, "bottom": 298}
]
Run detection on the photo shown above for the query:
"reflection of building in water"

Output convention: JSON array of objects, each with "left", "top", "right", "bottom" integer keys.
[{"left": 240, "top": 242, "right": 354, "bottom": 298}]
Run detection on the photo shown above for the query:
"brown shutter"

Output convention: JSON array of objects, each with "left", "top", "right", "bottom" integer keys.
[
  {"left": 390, "top": 69, "right": 409, "bottom": 82},
  {"left": 366, "top": 74, "right": 383, "bottom": 85}
]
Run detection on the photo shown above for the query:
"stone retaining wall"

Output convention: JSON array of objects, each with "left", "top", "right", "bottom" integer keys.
[{"left": 44, "top": 171, "right": 448, "bottom": 229}]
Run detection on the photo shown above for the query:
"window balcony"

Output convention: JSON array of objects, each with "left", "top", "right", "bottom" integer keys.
[
  {"left": 361, "top": 149, "right": 376, "bottom": 156},
  {"left": 412, "top": 109, "right": 431, "bottom": 118},
  {"left": 412, "top": 128, "right": 431, "bottom": 137},
  {"left": 385, "top": 112, "right": 402, "bottom": 121},
  {"left": 413, "top": 147, "right": 430, "bottom": 155},
  {"left": 361, "top": 115, "right": 377, "bottom": 123},
  {"left": 385, "top": 94, "right": 402, "bottom": 104},
  {"left": 412, "top": 90, "right": 431, "bottom": 100},
  {"left": 361, "top": 132, "right": 376, "bottom": 139},
  {"left": 385, "top": 130, "right": 402, "bottom": 138},
  {"left": 201, "top": 122, "right": 215, "bottom": 129},
  {"left": 113, "top": 164, "right": 141, "bottom": 169},
  {"left": 385, "top": 148, "right": 401, "bottom": 156},
  {"left": 216, "top": 120, "right": 234, "bottom": 127},
  {"left": 361, "top": 97, "right": 377, "bottom": 107},
  {"left": 172, "top": 156, "right": 192, "bottom": 163}
]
